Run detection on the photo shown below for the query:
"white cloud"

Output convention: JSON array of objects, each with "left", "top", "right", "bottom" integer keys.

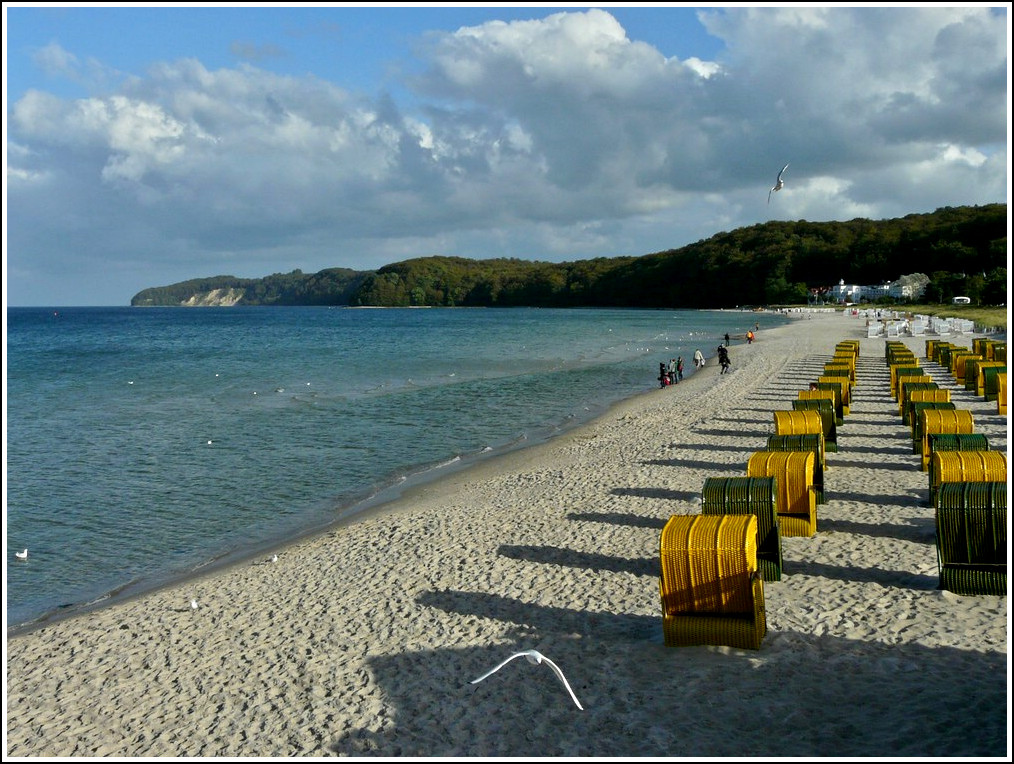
[{"left": 5, "top": 7, "right": 1007, "bottom": 305}]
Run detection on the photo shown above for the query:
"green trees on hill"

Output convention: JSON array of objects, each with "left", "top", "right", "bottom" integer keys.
[{"left": 131, "top": 203, "right": 1006, "bottom": 308}]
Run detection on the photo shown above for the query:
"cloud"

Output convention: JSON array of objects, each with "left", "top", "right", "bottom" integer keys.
[{"left": 5, "top": 7, "right": 1007, "bottom": 305}]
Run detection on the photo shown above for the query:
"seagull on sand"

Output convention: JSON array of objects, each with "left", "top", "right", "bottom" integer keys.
[
  {"left": 768, "top": 163, "right": 789, "bottom": 204},
  {"left": 15, "top": 548, "right": 28, "bottom": 560},
  {"left": 190, "top": 598, "right": 199, "bottom": 610},
  {"left": 470, "top": 649, "right": 584, "bottom": 710}
]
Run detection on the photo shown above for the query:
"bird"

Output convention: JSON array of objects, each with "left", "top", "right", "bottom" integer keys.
[
  {"left": 271, "top": 554, "right": 278, "bottom": 563},
  {"left": 15, "top": 548, "right": 28, "bottom": 560},
  {"left": 470, "top": 649, "right": 584, "bottom": 710},
  {"left": 190, "top": 598, "right": 199, "bottom": 610},
  {"left": 768, "top": 163, "right": 789, "bottom": 204}
]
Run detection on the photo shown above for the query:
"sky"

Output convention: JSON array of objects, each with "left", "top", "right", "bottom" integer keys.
[{"left": 4, "top": 3, "right": 1010, "bottom": 307}]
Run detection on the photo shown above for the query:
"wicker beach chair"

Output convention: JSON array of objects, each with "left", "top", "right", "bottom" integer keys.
[
  {"left": 977, "top": 363, "right": 1007, "bottom": 399},
  {"left": 766, "top": 434, "right": 825, "bottom": 504},
  {"left": 934, "top": 481, "right": 1007, "bottom": 596},
  {"left": 890, "top": 365, "right": 924, "bottom": 399},
  {"left": 701, "top": 477, "right": 782, "bottom": 581},
  {"left": 929, "top": 450, "right": 1006, "bottom": 509},
  {"left": 926, "top": 434, "right": 991, "bottom": 506},
  {"left": 816, "top": 376, "right": 851, "bottom": 416},
  {"left": 998, "top": 373, "right": 1007, "bottom": 416},
  {"left": 920, "top": 409, "right": 976, "bottom": 471},
  {"left": 790, "top": 398, "right": 838, "bottom": 452},
  {"left": 799, "top": 387, "right": 842, "bottom": 426},
  {"left": 807, "top": 383, "right": 844, "bottom": 424},
  {"left": 659, "top": 514, "right": 766, "bottom": 649},
  {"left": 903, "top": 388, "right": 951, "bottom": 425},
  {"left": 898, "top": 377, "right": 937, "bottom": 418},
  {"left": 825, "top": 360, "right": 855, "bottom": 384},
  {"left": 909, "top": 401, "right": 957, "bottom": 450},
  {"left": 746, "top": 450, "right": 816, "bottom": 537}
]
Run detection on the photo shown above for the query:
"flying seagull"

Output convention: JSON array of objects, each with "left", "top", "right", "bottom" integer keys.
[
  {"left": 470, "top": 649, "right": 584, "bottom": 710},
  {"left": 15, "top": 548, "right": 28, "bottom": 560},
  {"left": 768, "top": 163, "right": 789, "bottom": 204}
]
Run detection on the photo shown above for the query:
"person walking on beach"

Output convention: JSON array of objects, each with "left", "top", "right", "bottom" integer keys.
[
  {"left": 693, "top": 348, "right": 705, "bottom": 368},
  {"left": 747, "top": 330, "right": 754, "bottom": 344},
  {"left": 717, "top": 344, "right": 731, "bottom": 374},
  {"left": 676, "top": 355, "right": 685, "bottom": 381},
  {"left": 724, "top": 332, "right": 731, "bottom": 347},
  {"left": 668, "top": 358, "right": 677, "bottom": 385},
  {"left": 659, "top": 362, "right": 670, "bottom": 388}
]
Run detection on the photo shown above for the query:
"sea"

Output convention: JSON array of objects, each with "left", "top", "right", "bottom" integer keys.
[{"left": 5, "top": 305, "right": 788, "bottom": 630}]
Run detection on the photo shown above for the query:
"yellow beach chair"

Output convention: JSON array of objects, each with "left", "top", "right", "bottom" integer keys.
[{"left": 659, "top": 514, "right": 766, "bottom": 649}]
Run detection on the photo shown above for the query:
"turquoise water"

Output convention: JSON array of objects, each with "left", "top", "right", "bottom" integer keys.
[{"left": 5, "top": 306, "right": 786, "bottom": 628}]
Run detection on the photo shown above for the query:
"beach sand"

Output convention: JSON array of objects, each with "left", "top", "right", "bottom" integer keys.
[{"left": 5, "top": 312, "right": 1009, "bottom": 758}]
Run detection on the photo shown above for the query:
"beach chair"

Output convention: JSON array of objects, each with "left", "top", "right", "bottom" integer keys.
[
  {"left": 998, "top": 373, "right": 1007, "bottom": 415},
  {"left": 920, "top": 410, "right": 975, "bottom": 471},
  {"left": 807, "top": 384, "right": 844, "bottom": 424},
  {"left": 659, "top": 514, "right": 766, "bottom": 649},
  {"left": 929, "top": 451, "right": 1007, "bottom": 508},
  {"left": 821, "top": 365, "right": 853, "bottom": 392},
  {"left": 799, "top": 388, "right": 842, "bottom": 426},
  {"left": 746, "top": 450, "right": 816, "bottom": 537},
  {"left": 816, "top": 377, "right": 851, "bottom": 416},
  {"left": 790, "top": 399, "right": 838, "bottom": 452},
  {"left": 981, "top": 367, "right": 1005, "bottom": 401},
  {"left": 889, "top": 365, "right": 924, "bottom": 398},
  {"left": 934, "top": 481, "right": 1007, "bottom": 596},
  {"left": 903, "top": 389, "right": 951, "bottom": 425},
  {"left": 949, "top": 352, "right": 982, "bottom": 385},
  {"left": 766, "top": 434, "right": 825, "bottom": 504},
  {"left": 898, "top": 377, "right": 937, "bottom": 417},
  {"left": 909, "top": 401, "right": 957, "bottom": 449},
  {"left": 701, "top": 477, "right": 782, "bottom": 581},
  {"left": 977, "top": 363, "right": 1006, "bottom": 399},
  {"left": 926, "top": 435, "right": 991, "bottom": 506}
]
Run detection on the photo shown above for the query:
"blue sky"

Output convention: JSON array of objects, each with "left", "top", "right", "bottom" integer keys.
[{"left": 4, "top": 4, "right": 1009, "bottom": 306}]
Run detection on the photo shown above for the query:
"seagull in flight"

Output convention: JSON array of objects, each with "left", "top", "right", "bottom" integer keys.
[
  {"left": 768, "top": 163, "right": 789, "bottom": 204},
  {"left": 470, "top": 649, "right": 584, "bottom": 710}
]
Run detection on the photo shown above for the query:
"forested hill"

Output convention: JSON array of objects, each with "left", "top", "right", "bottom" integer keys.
[{"left": 130, "top": 203, "right": 1007, "bottom": 308}]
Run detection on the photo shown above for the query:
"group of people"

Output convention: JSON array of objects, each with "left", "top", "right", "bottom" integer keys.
[
  {"left": 657, "top": 324, "right": 758, "bottom": 386},
  {"left": 658, "top": 356, "right": 685, "bottom": 387}
]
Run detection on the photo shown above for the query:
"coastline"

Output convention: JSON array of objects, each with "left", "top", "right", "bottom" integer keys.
[
  {"left": 5, "top": 312, "right": 1008, "bottom": 757},
  {"left": 4, "top": 311, "right": 748, "bottom": 637}
]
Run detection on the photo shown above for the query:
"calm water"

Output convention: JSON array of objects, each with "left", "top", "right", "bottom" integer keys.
[{"left": 6, "top": 306, "right": 786, "bottom": 628}]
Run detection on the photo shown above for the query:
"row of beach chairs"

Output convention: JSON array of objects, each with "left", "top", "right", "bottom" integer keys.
[
  {"left": 886, "top": 340, "right": 1007, "bottom": 596},
  {"left": 658, "top": 340, "right": 860, "bottom": 649}
]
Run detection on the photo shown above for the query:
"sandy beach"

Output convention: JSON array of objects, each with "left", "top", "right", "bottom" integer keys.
[{"left": 5, "top": 312, "right": 1009, "bottom": 758}]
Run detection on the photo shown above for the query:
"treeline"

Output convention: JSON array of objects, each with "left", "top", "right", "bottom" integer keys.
[
  {"left": 132, "top": 267, "right": 369, "bottom": 307},
  {"left": 131, "top": 203, "right": 1007, "bottom": 308}
]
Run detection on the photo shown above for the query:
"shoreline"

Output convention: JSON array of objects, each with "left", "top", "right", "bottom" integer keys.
[
  {"left": 5, "top": 312, "right": 1008, "bottom": 757},
  {"left": 4, "top": 319, "right": 744, "bottom": 637}
]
